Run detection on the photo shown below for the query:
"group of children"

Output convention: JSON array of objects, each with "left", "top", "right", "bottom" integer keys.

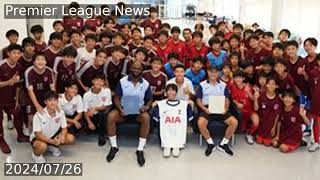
[{"left": 0, "top": 2, "right": 319, "bottom": 167}]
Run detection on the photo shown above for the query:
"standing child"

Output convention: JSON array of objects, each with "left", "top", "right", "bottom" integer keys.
[
  {"left": 30, "top": 25, "right": 47, "bottom": 52},
  {"left": 75, "top": 34, "right": 97, "bottom": 71},
  {"left": 153, "top": 84, "right": 193, "bottom": 157},
  {"left": 207, "top": 37, "right": 227, "bottom": 70},
  {"left": 168, "top": 26, "right": 187, "bottom": 64},
  {"left": 42, "top": 32, "right": 62, "bottom": 69},
  {"left": 1, "top": 29, "right": 19, "bottom": 60},
  {"left": 156, "top": 30, "right": 173, "bottom": 64},
  {"left": 272, "top": 90, "right": 310, "bottom": 153}
]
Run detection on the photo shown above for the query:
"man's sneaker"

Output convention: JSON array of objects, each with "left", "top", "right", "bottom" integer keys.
[
  {"left": 0, "top": 141, "right": 11, "bottom": 154},
  {"left": 308, "top": 143, "right": 320, "bottom": 152},
  {"left": 245, "top": 134, "right": 254, "bottom": 145},
  {"left": 172, "top": 148, "right": 180, "bottom": 157},
  {"left": 163, "top": 147, "right": 171, "bottom": 158},
  {"left": 32, "top": 153, "right": 46, "bottom": 163},
  {"left": 218, "top": 144, "right": 234, "bottom": 156},
  {"left": 7, "top": 119, "right": 14, "bottom": 130},
  {"left": 300, "top": 140, "right": 308, "bottom": 147},
  {"left": 136, "top": 150, "right": 145, "bottom": 166},
  {"left": 98, "top": 136, "right": 106, "bottom": 147},
  {"left": 17, "top": 135, "right": 29, "bottom": 143},
  {"left": 23, "top": 127, "right": 30, "bottom": 136},
  {"left": 205, "top": 144, "right": 216, "bottom": 156},
  {"left": 48, "top": 146, "right": 61, "bottom": 157},
  {"left": 106, "top": 147, "right": 119, "bottom": 162}
]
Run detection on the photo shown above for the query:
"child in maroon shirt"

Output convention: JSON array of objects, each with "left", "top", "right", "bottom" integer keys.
[
  {"left": 245, "top": 35, "right": 272, "bottom": 68},
  {"left": 42, "top": 32, "right": 62, "bottom": 69},
  {"left": 31, "top": 25, "right": 47, "bottom": 53}
]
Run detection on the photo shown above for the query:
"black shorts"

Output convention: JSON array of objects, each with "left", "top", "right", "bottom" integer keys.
[
  {"left": 199, "top": 111, "right": 232, "bottom": 122},
  {"left": 30, "top": 128, "right": 62, "bottom": 147}
]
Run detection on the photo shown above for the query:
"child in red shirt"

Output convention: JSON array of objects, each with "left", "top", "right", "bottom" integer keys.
[
  {"left": 168, "top": 26, "right": 187, "bottom": 64},
  {"left": 229, "top": 70, "right": 260, "bottom": 145},
  {"left": 156, "top": 30, "right": 173, "bottom": 64},
  {"left": 272, "top": 90, "right": 310, "bottom": 153}
]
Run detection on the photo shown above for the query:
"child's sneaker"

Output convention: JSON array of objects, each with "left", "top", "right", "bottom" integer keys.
[
  {"left": 163, "top": 147, "right": 171, "bottom": 158},
  {"left": 308, "top": 143, "right": 320, "bottom": 152},
  {"left": 48, "top": 146, "right": 61, "bottom": 157},
  {"left": 172, "top": 148, "right": 180, "bottom": 157},
  {"left": 245, "top": 134, "right": 254, "bottom": 145},
  {"left": 32, "top": 153, "right": 46, "bottom": 163}
]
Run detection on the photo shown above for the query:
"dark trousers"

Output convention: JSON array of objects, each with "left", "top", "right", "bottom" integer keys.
[{"left": 0, "top": 104, "right": 24, "bottom": 140}]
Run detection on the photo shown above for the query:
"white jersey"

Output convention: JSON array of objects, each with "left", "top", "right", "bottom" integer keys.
[
  {"left": 30, "top": 108, "right": 67, "bottom": 141},
  {"left": 153, "top": 100, "right": 193, "bottom": 148},
  {"left": 58, "top": 93, "right": 84, "bottom": 116},
  {"left": 75, "top": 47, "right": 96, "bottom": 71},
  {"left": 83, "top": 87, "right": 112, "bottom": 113}
]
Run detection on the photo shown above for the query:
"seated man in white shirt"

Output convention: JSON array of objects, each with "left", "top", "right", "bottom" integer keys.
[
  {"left": 58, "top": 80, "right": 84, "bottom": 135},
  {"left": 31, "top": 91, "right": 75, "bottom": 163},
  {"left": 83, "top": 74, "right": 112, "bottom": 147}
]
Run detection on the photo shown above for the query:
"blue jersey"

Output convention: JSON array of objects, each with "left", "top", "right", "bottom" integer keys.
[
  {"left": 207, "top": 50, "right": 227, "bottom": 70},
  {"left": 185, "top": 68, "right": 206, "bottom": 87},
  {"left": 164, "top": 63, "right": 175, "bottom": 79}
]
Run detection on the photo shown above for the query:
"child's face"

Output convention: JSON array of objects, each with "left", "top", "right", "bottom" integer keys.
[
  {"left": 63, "top": 55, "right": 75, "bottom": 66},
  {"left": 266, "top": 79, "right": 277, "bottom": 92},
  {"left": 24, "top": 44, "right": 35, "bottom": 55},
  {"left": 279, "top": 32, "right": 288, "bottom": 42},
  {"left": 34, "top": 56, "right": 47, "bottom": 70},
  {"left": 151, "top": 60, "right": 162, "bottom": 72},
  {"left": 113, "top": 36, "right": 124, "bottom": 45},
  {"left": 233, "top": 27, "right": 242, "bottom": 36},
  {"left": 86, "top": 39, "right": 96, "bottom": 50},
  {"left": 230, "top": 56, "right": 239, "bottom": 66},
  {"left": 264, "top": 36, "right": 273, "bottom": 45},
  {"left": 193, "top": 61, "right": 203, "bottom": 71},
  {"left": 230, "top": 38, "right": 239, "bottom": 49},
  {"left": 166, "top": 88, "right": 177, "bottom": 100},
  {"left": 222, "top": 66, "right": 231, "bottom": 76},
  {"left": 112, "top": 51, "right": 124, "bottom": 61},
  {"left": 135, "top": 52, "right": 146, "bottom": 62},
  {"left": 258, "top": 77, "right": 267, "bottom": 87},
  {"left": 193, "top": 36, "right": 202, "bottom": 44},
  {"left": 234, "top": 76, "right": 244, "bottom": 86},
  {"left": 131, "top": 24, "right": 137, "bottom": 30},
  {"left": 143, "top": 39, "right": 153, "bottom": 49},
  {"left": 101, "top": 37, "right": 111, "bottom": 45},
  {"left": 132, "top": 30, "right": 141, "bottom": 40},
  {"left": 8, "top": 35, "right": 18, "bottom": 44},
  {"left": 71, "top": 34, "right": 81, "bottom": 45},
  {"left": 272, "top": 48, "right": 283, "bottom": 58},
  {"left": 207, "top": 70, "right": 219, "bottom": 81},
  {"left": 95, "top": 52, "right": 107, "bottom": 65},
  {"left": 222, "top": 42, "right": 230, "bottom": 51},
  {"left": 283, "top": 95, "right": 295, "bottom": 107},
  {"left": 45, "top": 98, "right": 58, "bottom": 110},
  {"left": 274, "top": 63, "right": 285, "bottom": 74},
  {"left": 54, "top": 23, "right": 64, "bottom": 32},
  {"left": 121, "top": 27, "right": 130, "bottom": 35},
  {"left": 8, "top": 49, "right": 22, "bottom": 62},
  {"left": 286, "top": 45, "right": 298, "bottom": 58},
  {"left": 249, "top": 39, "right": 259, "bottom": 49},
  {"left": 106, "top": 22, "right": 114, "bottom": 29},
  {"left": 211, "top": 43, "right": 221, "bottom": 51},
  {"left": 93, "top": 79, "right": 105, "bottom": 89},
  {"left": 144, "top": 27, "right": 153, "bottom": 36},
  {"left": 66, "top": 85, "right": 78, "bottom": 97},
  {"left": 62, "top": 32, "right": 70, "bottom": 44},
  {"left": 262, "top": 64, "right": 272, "bottom": 73},
  {"left": 150, "top": 12, "right": 157, "bottom": 18},
  {"left": 174, "top": 68, "right": 185, "bottom": 80},
  {"left": 244, "top": 66, "right": 254, "bottom": 74},
  {"left": 158, "top": 34, "right": 168, "bottom": 44},
  {"left": 304, "top": 41, "right": 316, "bottom": 54},
  {"left": 183, "top": 31, "right": 192, "bottom": 41},
  {"left": 209, "top": 28, "right": 217, "bottom": 35},
  {"left": 218, "top": 24, "right": 226, "bottom": 31},
  {"left": 51, "top": 39, "right": 62, "bottom": 48},
  {"left": 169, "top": 58, "right": 178, "bottom": 67},
  {"left": 33, "top": 32, "right": 42, "bottom": 40},
  {"left": 172, "top": 32, "right": 180, "bottom": 40}
]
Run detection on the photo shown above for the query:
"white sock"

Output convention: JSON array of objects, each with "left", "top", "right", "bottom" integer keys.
[
  {"left": 109, "top": 136, "right": 117, "bottom": 148},
  {"left": 206, "top": 138, "right": 214, "bottom": 145},
  {"left": 137, "top": 138, "right": 146, "bottom": 151},
  {"left": 220, "top": 137, "right": 229, "bottom": 145}
]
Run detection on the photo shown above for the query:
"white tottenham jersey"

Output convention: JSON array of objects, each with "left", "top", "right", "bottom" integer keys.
[
  {"left": 153, "top": 100, "right": 193, "bottom": 148},
  {"left": 30, "top": 108, "right": 67, "bottom": 141}
]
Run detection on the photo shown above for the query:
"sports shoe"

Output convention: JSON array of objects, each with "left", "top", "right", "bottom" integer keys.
[
  {"left": 172, "top": 148, "right": 180, "bottom": 157},
  {"left": 308, "top": 143, "right": 320, "bottom": 152},
  {"left": 48, "top": 146, "right": 61, "bottom": 157},
  {"left": 218, "top": 144, "right": 234, "bottom": 156},
  {"left": 0, "top": 141, "right": 11, "bottom": 154},
  {"left": 23, "top": 127, "right": 30, "bottom": 136},
  {"left": 32, "top": 153, "right": 46, "bottom": 163},
  {"left": 136, "top": 150, "right": 145, "bottom": 166},
  {"left": 163, "top": 147, "right": 171, "bottom": 158},
  {"left": 98, "top": 136, "right": 106, "bottom": 147},
  {"left": 205, "top": 144, "right": 216, "bottom": 156},
  {"left": 106, "top": 147, "right": 119, "bottom": 162},
  {"left": 7, "top": 119, "right": 14, "bottom": 130},
  {"left": 245, "top": 134, "right": 254, "bottom": 145}
]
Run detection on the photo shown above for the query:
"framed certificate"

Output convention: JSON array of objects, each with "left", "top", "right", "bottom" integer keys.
[{"left": 208, "top": 96, "right": 225, "bottom": 114}]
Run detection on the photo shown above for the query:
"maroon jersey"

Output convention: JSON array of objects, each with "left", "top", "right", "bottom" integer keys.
[
  {"left": 1, "top": 46, "right": 9, "bottom": 59},
  {"left": 19, "top": 55, "right": 34, "bottom": 73},
  {"left": 0, "top": 59, "right": 23, "bottom": 105},
  {"left": 142, "top": 70, "right": 167, "bottom": 100},
  {"left": 63, "top": 16, "right": 84, "bottom": 32},
  {"left": 305, "top": 55, "right": 318, "bottom": 72},
  {"left": 53, "top": 57, "right": 76, "bottom": 93},
  {"left": 279, "top": 106, "right": 304, "bottom": 145},
  {"left": 168, "top": 39, "right": 187, "bottom": 64},
  {"left": 141, "top": 19, "right": 162, "bottom": 37},
  {"left": 286, "top": 57, "right": 309, "bottom": 96},
  {"left": 84, "top": 19, "right": 101, "bottom": 29},
  {"left": 34, "top": 42, "right": 47, "bottom": 52},
  {"left": 256, "top": 92, "right": 282, "bottom": 138},
  {"left": 128, "top": 40, "right": 143, "bottom": 54},
  {"left": 42, "top": 47, "right": 62, "bottom": 69},
  {"left": 308, "top": 67, "right": 320, "bottom": 115},
  {"left": 76, "top": 61, "right": 104, "bottom": 90},
  {"left": 187, "top": 44, "right": 209, "bottom": 68},
  {"left": 277, "top": 73, "right": 296, "bottom": 93},
  {"left": 103, "top": 58, "right": 128, "bottom": 90},
  {"left": 245, "top": 48, "right": 272, "bottom": 67},
  {"left": 25, "top": 66, "right": 53, "bottom": 106},
  {"left": 155, "top": 43, "right": 173, "bottom": 64}
]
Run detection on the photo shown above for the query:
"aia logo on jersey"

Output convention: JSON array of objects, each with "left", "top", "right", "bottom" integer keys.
[
  {"left": 274, "top": 104, "right": 279, "bottom": 110},
  {"left": 55, "top": 117, "right": 60, "bottom": 123},
  {"left": 44, "top": 76, "right": 48, "bottom": 82},
  {"left": 165, "top": 116, "right": 181, "bottom": 124},
  {"left": 101, "top": 96, "right": 106, "bottom": 102},
  {"left": 291, "top": 117, "right": 296, "bottom": 123}
]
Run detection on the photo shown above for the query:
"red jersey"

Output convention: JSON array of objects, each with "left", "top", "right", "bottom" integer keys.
[
  {"left": 156, "top": 43, "right": 173, "bottom": 64},
  {"left": 168, "top": 39, "right": 187, "bottom": 64},
  {"left": 256, "top": 92, "right": 282, "bottom": 138},
  {"left": 308, "top": 67, "right": 320, "bottom": 115},
  {"left": 53, "top": 57, "right": 76, "bottom": 93},
  {"left": 186, "top": 43, "right": 209, "bottom": 68},
  {"left": 63, "top": 16, "right": 84, "bottom": 32},
  {"left": 286, "top": 57, "right": 309, "bottom": 96},
  {"left": 305, "top": 55, "right": 318, "bottom": 72},
  {"left": 279, "top": 106, "right": 304, "bottom": 145},
  {"left": 42, "top": 47, "right": 62, "bottom": 69},
  {"left": 0, "top": 59, "right": 23, "bottom": 105},
  {"left": 245, "top": 48, "right": 272, "bottom": 67},
  {"left": 229, "top": 84, "right": 254, "bottom": 114},
  {"left": 84, "top": 19, "right": 101, "bottom": 29},
  {"left": 25, "top": 66, "right": 54, "bottom": 106},
  {"left": 142, "top": 70, "right": 167, "bottom": 100}
]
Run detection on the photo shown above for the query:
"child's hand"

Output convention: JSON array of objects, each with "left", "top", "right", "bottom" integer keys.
[
  {"left": 297, "top": 65, "right": 306, "bottom": 75},
  {"left": 74, "top": 121, "right": 82, "bottom": 129},
  {"left": 253, "top": 88, "right": 260, "bottom": 99},
  {"left": 52, "top": 136, "right": 61, "bottom": 146},
  {"left": 88, "top": 121, "right": 96, "bottom": 130},
  {"left": 299, "top": 107, "right": 307, "bottom": 117}
]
